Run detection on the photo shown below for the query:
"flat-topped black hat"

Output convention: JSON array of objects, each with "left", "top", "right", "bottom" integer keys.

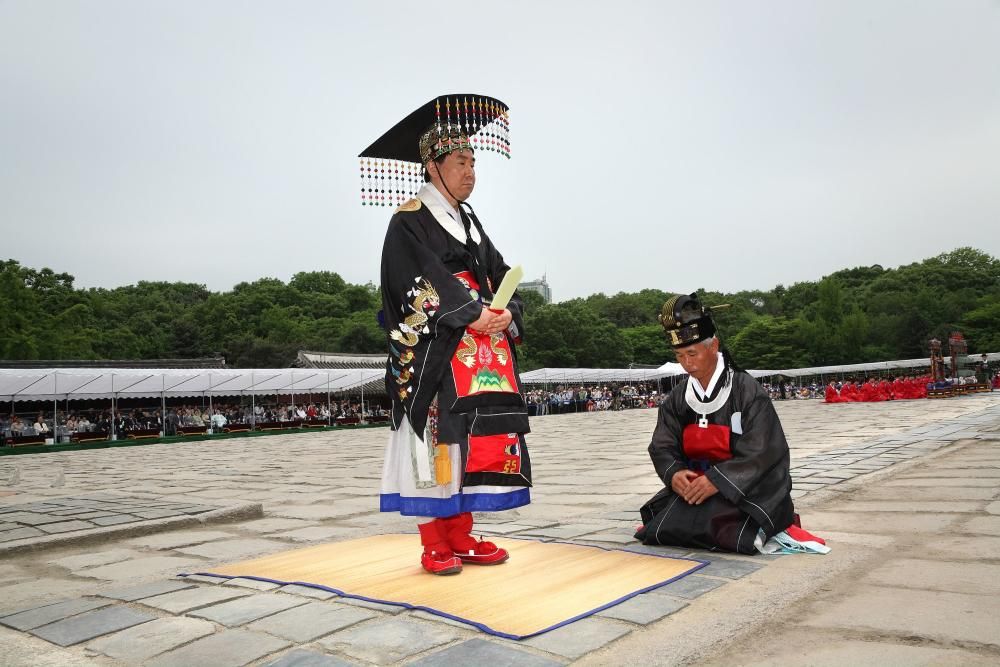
[
  {"left": 357, "top": 94, "right": 510, "bottom": 207},
  {"left": 659, "top": 293, "right": 719, "bottom": 348}
]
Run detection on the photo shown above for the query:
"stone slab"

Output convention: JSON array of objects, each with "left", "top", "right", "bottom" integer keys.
[
  {"left": 48, "top": 548, "right": 140, "bottom": 570},
  {"left": 222, "top": 577, "right": 281, "bottom": 591},
  {"left": 713, "top": 632, "right": 1000, "bottom": 666},
  {"left": 803, "top": 511, "right": 961, "bottom": 534},
  {"left": 964, "top": 516, "right": 1000, "bottom": 536},
  {"left": 317, "top": 617, "right": 458, "bottom": 664},
  {"left": 271, "top": 505, "right": 371, "bottom": 521},
  {"left": 335, "top": 596, "right": 406, "bottom": 614},
  {"left": 516, "top": 524, "right": 608, "bottom": 539},
  {"left": 863, "top": 558, "right": 1000, "bottom": 596},
  {"left": 261, "top": 649, "right": 357, "bottom": 667},
  {"left": 801, "top": 585, "right": 1000, "bottom": 647},
  {"left": 37, "top": 520, "right": 96, "bottom": 534},
  {"left": 176, "top": 538, "right": 284, "bottom": 560},
  {"left": 87, "top": 616, "right": 216, "bottom": 662},
  {"left": 98, "top": 579, "right": 196, "bottom": 602},
  {"left": 596, "top": 593, "right": 688, "bottom": 623},
  {"left": 884, "top": 477, "right": 997, "bottom": 487},
  {"left": 188, "top": 593, "right": 307, "bottom": 626},
  {"left": 234, "top": 518, "right": 313, "bottom": 533},
  {"left": 522, "top": 616, "right": 633, "bottom": 658},
  {"left": 91, "top": 515, "right": 142, "bottom": 526},
  {"left": 126, "top": 530, "right": 237, "bottom": 550},
  {"left": 30, "top": 605, "right": 156, "bottom": 646},
  {"left": 140, "top": 586, "right": 253, "bottom": 614},
  {"left": 579, "top": 532, "right": 638, "bottom": 545},
  {"left": 0, "top": 598, "right": 110, "bottom": 631},
  {"left": 271, "top": 527, "right": 355, "bottom": 542},
  {"left": 919, "top": 535, "right": 1000, "bottom": 559},
  {"left": 247, "top": 601, "right": 376, "bottom": 642},
  {"left": 276, "top": 584, "right": 337, "bottom": 600},
  {"left": 0, "top": 527, "right": 45, "bottom": 541},
  {"left": 409, "top": 638, "right": 563, "bottom": 667},
  {"left": 147, "top": 628, "right": 291, "bottom": 667},
  {"left": 648, "top": 575, "right": 726, "bottom": 599},
  {"left": 77, "top": 556, "right": 205, "bottom": 581},
  {"left": 834, "top": 501, "right": 983, "bottom": 513},
  {"left": 696, "top": 557, "right": 764, "bottom": 579},
  {"left": 0, "top": 577, "right": 97, "bottom": 612},
  {"left": 477, "top": 523, "right": 543, "bottom": 535}
]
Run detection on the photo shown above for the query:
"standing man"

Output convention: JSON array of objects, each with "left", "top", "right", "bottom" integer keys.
[
  {"left": 635, "top": 293, "right": 822, "bottom": 554},
  {"left": 361, "top": 95, "right": 531, "bottom": 575}
]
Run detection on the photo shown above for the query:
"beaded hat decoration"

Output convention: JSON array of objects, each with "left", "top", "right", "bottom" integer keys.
[{"left": 357, "top": 94, "right": 510, "bottom": 207}]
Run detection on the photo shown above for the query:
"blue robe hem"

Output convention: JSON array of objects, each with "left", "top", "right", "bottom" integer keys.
[{"left": 380, "top": 489, "right": 530, "bottom": 517}]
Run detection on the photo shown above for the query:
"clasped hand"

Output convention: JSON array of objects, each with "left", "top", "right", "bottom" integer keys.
[
  {"left": 470, "top": 307, "right": 512, "bottom": 335},
  {"left": 671, "top": 469, "right": 719, "bottom": 505}
]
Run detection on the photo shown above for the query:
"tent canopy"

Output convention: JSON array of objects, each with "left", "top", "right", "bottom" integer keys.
[{"left": 0, "top": 368, "right": 384, "bottom": 402}]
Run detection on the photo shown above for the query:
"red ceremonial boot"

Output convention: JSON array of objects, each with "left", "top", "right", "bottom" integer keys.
[
  {"left": 417, "top": 521, "right": 462, "bottom": 575},
  {"left": 441, "top": 512, "right": 509, "bottom": 565}
]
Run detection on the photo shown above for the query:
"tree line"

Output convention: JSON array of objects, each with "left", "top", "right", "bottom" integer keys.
[{"left": 2, "top": 247, "right": 998, "bottom": 371}]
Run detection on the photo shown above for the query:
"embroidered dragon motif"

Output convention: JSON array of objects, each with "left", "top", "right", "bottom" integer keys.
[
  {"left": 389, "top": 279, "right": 440, "bottom": 347},
  {"left": 456, "top": 333, "right": 478, "bottom": 368},
  {"left": 489, "top": 333, "right": 509, "bottom": 366}
]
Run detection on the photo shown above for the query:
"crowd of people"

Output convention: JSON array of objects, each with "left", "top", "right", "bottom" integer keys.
[
  {"left": 525, "top": 383, "right": 666, "bottom": 415},
  {"left": 1, "top": 399, "right": 387, "bottom": 442},
  {"left": 5, "top": 371, "right": 996, "bottom": 442}
]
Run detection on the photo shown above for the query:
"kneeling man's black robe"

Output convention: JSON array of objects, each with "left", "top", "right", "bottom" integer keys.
[{"left": 636, "top": 364, "right": 795, "bottom": 554}]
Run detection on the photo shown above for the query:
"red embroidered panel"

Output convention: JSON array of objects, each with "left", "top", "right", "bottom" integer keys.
[
  {"left": 450, "top": 271, "right": 520, "bottom": 399},
  {"left": 467, "top": 432, "right": 522, "bottom": 474}
]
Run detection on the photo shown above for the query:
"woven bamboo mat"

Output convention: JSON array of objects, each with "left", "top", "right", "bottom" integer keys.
[{"left": 194, "top": 534, "right": 705, "bottom": 638}]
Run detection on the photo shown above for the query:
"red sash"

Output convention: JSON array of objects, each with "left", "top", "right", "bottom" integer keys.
[{"left": 682, "top": 423, "right": 732, "bottom": 476}]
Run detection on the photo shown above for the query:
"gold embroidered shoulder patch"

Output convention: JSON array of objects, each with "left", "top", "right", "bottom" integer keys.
[{"left": 396, "top": 198, "right": 422, "bottom": 213}]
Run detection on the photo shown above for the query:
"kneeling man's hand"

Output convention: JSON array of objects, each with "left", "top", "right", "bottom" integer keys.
[
  {"left": 673, "top": 469, "right": 718, "bottom": 505},
  {"left": 683, "top": 475, "right": 718, "bottom": 505},
  {"left": 671, "top": 469, "right": 698, "bottom": 496}
]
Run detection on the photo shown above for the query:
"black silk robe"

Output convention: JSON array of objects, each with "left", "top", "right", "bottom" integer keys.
[
  {"left": 380, "top": 199, "right": 531, "bottom": 490},
  {"left": 636, "top": 370, "right": 795, "bottom": 554}
]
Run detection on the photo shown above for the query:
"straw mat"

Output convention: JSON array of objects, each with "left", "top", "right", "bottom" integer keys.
[{"left": 194, "top": 534, "right": 706, "bottom": 639}]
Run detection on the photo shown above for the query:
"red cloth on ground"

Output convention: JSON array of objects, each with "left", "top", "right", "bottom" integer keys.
[{"left": 785, "top": 523, "right": 826, "bottom": 546}]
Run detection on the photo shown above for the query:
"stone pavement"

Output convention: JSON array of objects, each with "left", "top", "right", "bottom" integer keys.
[{"left": 0, "top": 393, "right": 998, "bottom": 666}]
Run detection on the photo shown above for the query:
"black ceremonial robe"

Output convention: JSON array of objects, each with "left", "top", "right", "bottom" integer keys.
[
  {"left": 635, "top": 367, "right": 795, "bottom": 554},
  {"left": 379, "top": 196, "right": 531, "bottom": 515}
]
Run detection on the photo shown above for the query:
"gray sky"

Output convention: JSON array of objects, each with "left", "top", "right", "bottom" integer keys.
[{"left": 2, "top": 1, "right": 998, "bottom": 302}]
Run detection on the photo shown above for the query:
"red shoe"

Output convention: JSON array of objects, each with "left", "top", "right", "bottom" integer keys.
[
  {"left": 421, "top": 550, "right": 463, "bottom": 575},
  {"left": 455, "top": 539, "right": 509, "bottom": 565},
  {"left": 440, "top": 512, "right": 509, "bottom": 565},
  {"left": 417, "top": 521, "right": 463, "bottom": 575}
]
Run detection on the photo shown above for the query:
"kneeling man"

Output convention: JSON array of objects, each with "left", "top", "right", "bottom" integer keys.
[{"left": 635, "top": 294, "right": 797, "bottom": 554}]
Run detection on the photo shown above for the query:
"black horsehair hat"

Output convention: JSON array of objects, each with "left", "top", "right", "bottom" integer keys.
[
  {"left": 357, "top": 94, "right": 510, "bottom": 207},
  {"left": 660, "top": 293, "right": 730, "bottom": 348}
]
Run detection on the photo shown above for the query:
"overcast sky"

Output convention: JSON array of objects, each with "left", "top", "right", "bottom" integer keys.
[{"left": 2, "top": 1, "right": 998, "bottom": 302}]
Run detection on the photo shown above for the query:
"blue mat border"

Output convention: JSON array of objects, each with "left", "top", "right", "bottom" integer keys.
[{"left": 180, "top": 536, "right": 710, "bottom": 640}]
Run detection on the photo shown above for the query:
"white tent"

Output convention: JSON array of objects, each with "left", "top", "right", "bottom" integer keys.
[
  {"left": 520, "top": 366, "right": 683, "bottom": 385},
  {"left": 513, "top": 351, "right": 1000, "bottom": 386},
  {"left": 0, "top": 368, "right": 383, "bottom": 402}
]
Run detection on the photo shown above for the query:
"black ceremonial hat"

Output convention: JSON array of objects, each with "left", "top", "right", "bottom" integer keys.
[
  {"left": 357, "top": 94, "right": 510, "bottom": 207},
  {"left": 659, "top": 293, "right": 718, "bottom": 348}
]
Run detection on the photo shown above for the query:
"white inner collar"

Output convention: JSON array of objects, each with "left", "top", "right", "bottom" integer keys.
[
  {"left": 417, "top": 183, "right": 481, "bottom": 244},
  {"left": 690, "top": 352, "right": 725, "bottom": 399}
]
